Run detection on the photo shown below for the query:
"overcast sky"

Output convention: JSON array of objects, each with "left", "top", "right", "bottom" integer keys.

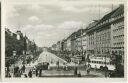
[{"left": 4, "top": 0, "right": 123, "bottom": 47}]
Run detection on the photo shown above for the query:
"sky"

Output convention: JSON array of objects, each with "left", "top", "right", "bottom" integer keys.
[{"left": 4, "top": 0, "right": 124, "bottom": 47}]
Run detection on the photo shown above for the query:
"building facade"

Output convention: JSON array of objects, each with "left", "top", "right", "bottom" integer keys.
[
  {"left": 51, "top": 44, "right": 57, "bottom": 51},
  {"left": 86, "top": 5, "right": 124, "bottom": 65},
  {"left": 50, "top": 5, "right": 124, "bottom": 66},
  {"left": 86, "top": 21, "right": 98, "bottom": 56},
  {"left": 82, "top": 29, "right": 88, "bottom": 55},
  {"left": 56, "top": 41, "right": 61, "bottom": 51},
  {"left": 111, "top": 5, "right": 124, "bottom": 64},
  {"left": 66, "top": 36, "right": 72, "bottom": 52}
]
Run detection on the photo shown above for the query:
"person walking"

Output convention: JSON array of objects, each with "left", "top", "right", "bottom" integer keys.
[
  {"left": 39, "top": 68, "right": 42, "bottom": 77},
  {"left": 56, "top": 61, "right": 59, "bottom": 70},
  {"left": 94, "top": 65, "right": 97, "bottom": 72},
  {"left": 22, "top": 65, "right": 26, "bottom": 73},
  {"left": 87, "top": 68, "right": 90, "bottom": 75},
  {"left": 6, "top": 66, "right": 10, "bottom": 77},
  {"left": 14, "top": 66, "right": 19, "bottom": 77},
  {"left": 24, "top": 74, "right": 28, "bottom": 78},
  {"left": 35, "top": 69, "right": 38, "bottom": 77},
  {"left": 87, "top": 64, "right": 91, "bottom": 75},
  {"left": 77, "top": 71, "right": 81, "bottom": 77},
  {"left": 28, "top": 69, "right": 32, "bottom": 78},
  {"left": 74, "top": 67, "right": 78, "bottom": 76}
]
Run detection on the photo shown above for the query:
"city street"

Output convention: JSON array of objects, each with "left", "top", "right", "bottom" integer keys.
[{"left": 7, "top": 49, "right": 108, "bottom": 78}]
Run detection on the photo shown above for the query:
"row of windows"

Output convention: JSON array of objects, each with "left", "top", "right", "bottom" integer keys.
[
  {"left": 82, "top": 39, "right": 87, "bottom": 41},
  {"left": 89, "top": 42, "right": 94, "bottom": 45},
  {"left": 113, "top": 25, "right": 124, "bottom": 32},
  {"left": 113, "top": 42, "right": 124, "bottom": 46},
  {"left": 89, "top": 36, "right": 95, "bottom": 40},
  {"left": 96, "top": 38, "right": 111, "bottom": 43},
  {"left": 113, "top": 34, "right": 124, "bottom": 39},
  {"left": 90, "top": 61, "right": 114, "bottom": 65},
  {"left": 96, "top": 43, "right": 110, "bottom": 46},
  {"left": 96, "top": 34, "right": 111, "bottom": 41},
  {"left": 96, "top": 49, "right": 110, "bottom": 54}
]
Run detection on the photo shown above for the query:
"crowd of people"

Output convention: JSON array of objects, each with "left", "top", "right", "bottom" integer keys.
[
  {"left": 5, "top": 64, "right": 45, "bottom": 78},
  {"left": 5, "top": 62, "right": 93, "bottom": 78}
]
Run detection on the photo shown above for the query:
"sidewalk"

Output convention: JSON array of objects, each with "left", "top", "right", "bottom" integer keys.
[{"left": 40, "top": 69, "right": 105, "bottom": 77}]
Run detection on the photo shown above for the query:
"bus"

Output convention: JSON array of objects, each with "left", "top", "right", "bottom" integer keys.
[{"left": 89, "top": 56, "right": 115, "bottom": 71}]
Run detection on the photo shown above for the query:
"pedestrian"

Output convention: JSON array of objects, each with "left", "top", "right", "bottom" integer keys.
[
  {"left": 15, "top": 70, "right": 21, "bottom": 77},
  {"left": 56, "top": 61, "right": 59, "bottom": 70},
  {"left": 108, "top": 72, "right": 112, "bottom": 77},
  {"left": 36, "top": 69, "right": 38, "bottom": 77},
  {"left": 14, "top": 66, "right": 19, "bottom": 77},
  {"left": 94, "top": 65, "right": 97, "bottom": 72},
  {"left": 65, "top": 65, "right": 68, "bottom": 71},
  {"left": 87, "top": 68, "right": 90, "bottom": 75},
  {"left": 8, "top": 72, "right": 11, "bottom": 78},
  {"left": 22, "top": 65, "right": 26, "bottom": 73},
  {"left": 6, "top": 66, "right": 10, "bottom": 77},
  {"left": 24, "top": 74, "right": 28, "bottom": 78},
  {"left": 74, "top": 67, "right": 78, "bottom": 76},
  {"left": 13, "top": 67, "right": 16, "bottom": 76},
  {"left": 77, "top": 71, "right": 81, "bottom": 77},
  {"left": 28, "top": 70, "right": 32, "bottom": 78},
  {"left": 84, "top": 63, "right": 87, "bottom": 69},
  {"left": 39, "top": 68, "right": 42, "bottom": 77}
]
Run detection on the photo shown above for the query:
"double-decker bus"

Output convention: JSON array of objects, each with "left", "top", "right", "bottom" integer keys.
[{"left": 89, "top": 55, "right": 115, "bottom": 71}]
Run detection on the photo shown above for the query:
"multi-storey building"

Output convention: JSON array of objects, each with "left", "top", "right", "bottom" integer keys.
[
  {"left": 94, "top": 9, "right": 117, "bottom": 57},
  {"left": 66, "top": 36, "right": 72, "bottom": 52},
  {"left": 82, "top": 29, "right": 88, "bottom": 55},
  {"left": 86, "top": 5, "right": 124, "bottom": 63},
  {"left": 111, "top": 5, "right": 124, "bottom": 64},
  {"left": 50, "top": 5, "right": 124, "bottom": 66},
  {"left": 51, "top": 44, "right": 57, "bottom": 51},
  {"left": 71, "top": 32, "right": 76, "bottom": 53},
  {"left": 70, "top": 29, "right": 85, "bottom": 63},
  {"left": 86, "top": 21, "right": 98, "bottom": 55},
  {"left": 56, "top": 41, "right": 61, "bottom": 51},
  {"left": 75, "top": 29, "right": 83, "bottom": 52},
  {"left": 61, "top": 39, "right": 67, "bottom": 51}
]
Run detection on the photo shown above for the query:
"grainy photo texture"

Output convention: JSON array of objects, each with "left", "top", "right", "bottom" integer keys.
[{"left": 4, "top": 1, "right": 125, "bottom": 78}]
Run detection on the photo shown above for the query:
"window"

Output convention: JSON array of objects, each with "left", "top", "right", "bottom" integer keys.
[{"left": 107, "top": 62, "right": 109, "bottom": 65}]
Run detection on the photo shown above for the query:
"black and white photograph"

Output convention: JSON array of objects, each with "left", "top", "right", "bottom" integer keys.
[{"left": 2, "top": 0, "right": 126, "bottom": 80}]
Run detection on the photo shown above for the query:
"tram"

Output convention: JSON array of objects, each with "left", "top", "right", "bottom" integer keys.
[{"left": 36, "top": 62, "right": 49, "bottom": 70}]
